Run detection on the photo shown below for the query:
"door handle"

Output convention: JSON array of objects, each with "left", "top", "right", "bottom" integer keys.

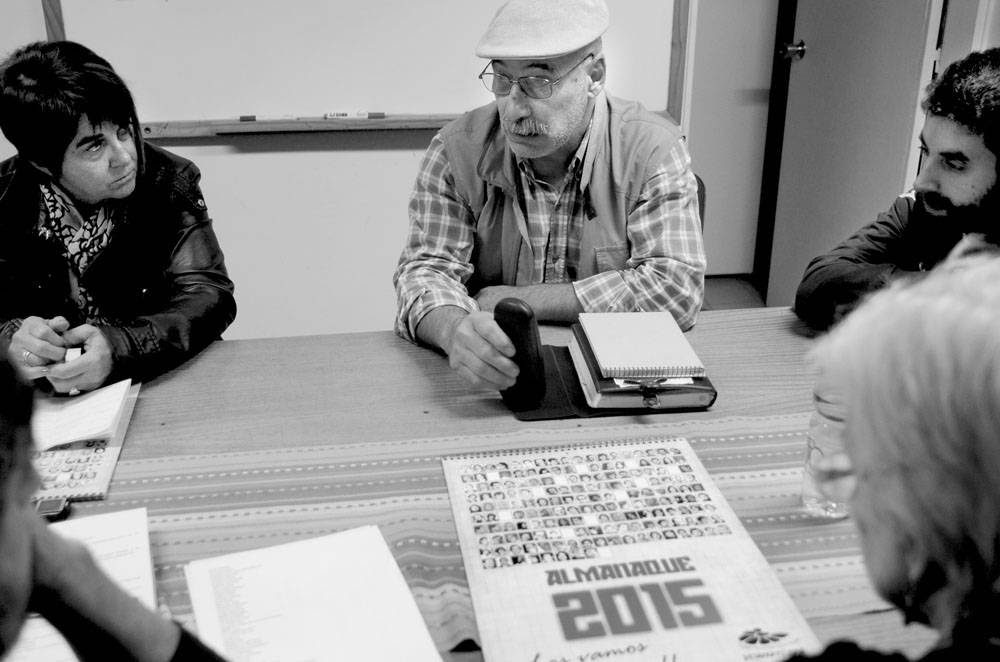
[{"left": 780, "top": 40, "right": 807, "bottom": 61}]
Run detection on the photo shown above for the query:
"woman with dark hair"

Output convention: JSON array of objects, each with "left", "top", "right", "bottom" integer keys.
[
  {"left": 0, "top": 41, "right": 235, "bottom": 393},
  {"left": 0, "top": 354, "right": 225, "bottom": 660}
]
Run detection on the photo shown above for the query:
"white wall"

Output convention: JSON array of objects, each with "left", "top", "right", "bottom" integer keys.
[
  {"left": 158, "top": 132, "right": 429, "bottom": 339},
  {"left": 60, "top": 0, "right": 673, "bottom": 122},
  {"left": 989, "top": 1, "right": 1000, "bottom": 44},
  {"left": 685, "top": 0, "right": 779, "bottom": 275}
]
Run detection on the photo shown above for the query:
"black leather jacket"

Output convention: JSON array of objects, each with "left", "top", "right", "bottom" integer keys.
[{"left": 0, "top": 142, "right": 236, "bottom": 382}]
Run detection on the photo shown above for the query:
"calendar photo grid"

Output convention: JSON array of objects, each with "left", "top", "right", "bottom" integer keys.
[{"left": 456, "top": 443, "right": 736, "bottom": 570}]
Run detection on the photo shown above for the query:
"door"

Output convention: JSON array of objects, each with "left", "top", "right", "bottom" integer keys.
[{"left": 760, "top": 0, "right": 941, "bottom": 306}]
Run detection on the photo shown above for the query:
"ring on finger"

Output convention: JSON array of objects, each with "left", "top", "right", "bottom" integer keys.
[{"left": 22, "top": 349, "right": 33, "bottom": 365}]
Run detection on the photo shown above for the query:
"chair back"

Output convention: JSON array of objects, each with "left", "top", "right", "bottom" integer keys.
[{"left": 695, "top": 173, "right": 706, "bottom": 229}]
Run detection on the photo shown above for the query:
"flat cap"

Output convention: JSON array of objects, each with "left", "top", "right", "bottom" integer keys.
[{"left": 475, "top": 0, "right": 610, "bottom": 60}]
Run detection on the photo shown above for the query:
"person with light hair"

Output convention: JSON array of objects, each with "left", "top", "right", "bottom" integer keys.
[{"left": 788, "top": 256, "right": 1000, "bottom": 660}]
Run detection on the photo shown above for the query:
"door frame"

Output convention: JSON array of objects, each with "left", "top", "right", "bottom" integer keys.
[
  {"left": 750, "top": 0, "right": 797, "bottom": 300},
  {"left": 667, "top": 0, "right": 700, "bottom": 136}
]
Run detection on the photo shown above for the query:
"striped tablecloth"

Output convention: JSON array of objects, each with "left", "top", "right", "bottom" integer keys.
[{"left": 71, "top": 412, "right": 936, "bottom": 656}]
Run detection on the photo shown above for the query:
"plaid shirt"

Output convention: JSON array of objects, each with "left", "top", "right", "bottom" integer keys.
[
  {"left": 520, "top": 119, "right": 593, "bottom": 287},
  {"left": 394, "top": 103, "right": 705, "bottom": 341}
]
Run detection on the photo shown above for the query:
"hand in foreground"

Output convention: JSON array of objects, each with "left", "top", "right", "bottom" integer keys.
[
  {"left": 28, "top": 515, "right": 97, "bottom": 614},
  {"left": 445, "top": 311, "right": 519, "bottom": 390},
  {"left": 28, "top": 516, "right": 182, "bottom": 662},
  {"left": 44, "top": 324, "right": 114, "bottom": 393},
  {"left": 8, "top": 316, "right": 70, "bottom": 379}
]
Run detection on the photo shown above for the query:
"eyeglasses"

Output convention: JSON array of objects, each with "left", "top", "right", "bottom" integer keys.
[{"left": 479, "top": 54, "right": 594, "bottom": 100}]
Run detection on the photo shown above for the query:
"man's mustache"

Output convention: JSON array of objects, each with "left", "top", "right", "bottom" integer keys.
[{"left": 505, "top": 117, "right": 549, "bottom": 136}]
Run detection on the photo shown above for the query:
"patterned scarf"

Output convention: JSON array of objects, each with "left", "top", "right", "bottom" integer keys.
[{"left": 36, "top": 182, "right": 122, "bottom": 323}]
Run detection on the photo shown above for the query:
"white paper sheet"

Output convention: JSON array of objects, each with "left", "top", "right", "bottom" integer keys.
[
  {"left": 185, "top": 525, "right": 442, "bottom": 662},
  {"left": 31, "top": 379, "right": 132, "bottom": 451},
  {"left": 6, "top": 508, "right": 155, "bottom": 662}
]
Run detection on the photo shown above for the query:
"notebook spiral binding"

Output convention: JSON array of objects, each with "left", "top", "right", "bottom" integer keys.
[
  {"left": 443, "top": 435, "right": 688, "bottom": 461},
  {"left": 606, "top": 365, "right": 706, "bottom": 379}
]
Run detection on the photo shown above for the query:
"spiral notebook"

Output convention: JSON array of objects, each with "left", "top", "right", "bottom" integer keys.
[{"left": 578, "top": 312, "right": 706, "bottom": 379}]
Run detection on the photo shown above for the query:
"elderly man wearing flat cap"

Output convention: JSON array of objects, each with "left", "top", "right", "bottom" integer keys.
[{"left": 393, "top": 0, "right": 705, "bottom": 390}]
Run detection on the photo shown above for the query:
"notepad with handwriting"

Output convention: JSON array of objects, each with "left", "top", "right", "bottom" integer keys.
[{"left": 578, "top": 312, "right": 706, "bottom": 379}]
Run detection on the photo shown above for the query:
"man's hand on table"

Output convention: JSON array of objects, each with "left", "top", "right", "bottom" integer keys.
[
  {"left": 416, "top": 307, "right": 519, "bottom": 390},
  {"left": 445, "top": 312, "right": 519, "bottom": 390}
]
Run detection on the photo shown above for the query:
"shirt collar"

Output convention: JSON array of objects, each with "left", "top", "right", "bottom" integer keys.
[{"left": 578, "top": 90, "right": 607, "bottom": 189}]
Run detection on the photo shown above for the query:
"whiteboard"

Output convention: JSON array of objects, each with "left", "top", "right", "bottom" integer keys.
[{"left": 61, "top": 0, "right": 673, "bottom": 122}]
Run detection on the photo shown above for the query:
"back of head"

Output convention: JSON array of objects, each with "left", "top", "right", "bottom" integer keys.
[
  {"left": 923, "top": 47, "right": 1000, "bottom": 159},
  {"left": 815, "top": 257, "right": 1000, "bottom": 635},
  {"left": 0, "top": 40, "right": 143, "bottom": 175}
]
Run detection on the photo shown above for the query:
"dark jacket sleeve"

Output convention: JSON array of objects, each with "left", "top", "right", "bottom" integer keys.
[
  {"left": 98, "top": 163, "right": 236, "bottom": 382},
  {"left": 170, "top": 627, "right": 229, "bottom": 662},
  {"left": 793, "top": 196, "right": 917, "bottom": 331}
]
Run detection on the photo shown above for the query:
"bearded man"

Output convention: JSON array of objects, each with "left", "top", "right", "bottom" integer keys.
[{"left": 795, "top": 48, "right": 1000, "bottom": 331}]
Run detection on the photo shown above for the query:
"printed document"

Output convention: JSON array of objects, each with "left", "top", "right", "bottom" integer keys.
[{"left": 186, "top": 525, "right": 442, "bottom": 662}]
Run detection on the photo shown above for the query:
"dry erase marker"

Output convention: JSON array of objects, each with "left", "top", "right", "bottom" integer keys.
[
  {"left": 357, "top": 111, "right": 386, "bottom": 119},
  {"left": 238, "top": 114, "right": 294, "bottom": 121},
  {"left": 324, "top": 112, "right": 349, "bottom": 118}
]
